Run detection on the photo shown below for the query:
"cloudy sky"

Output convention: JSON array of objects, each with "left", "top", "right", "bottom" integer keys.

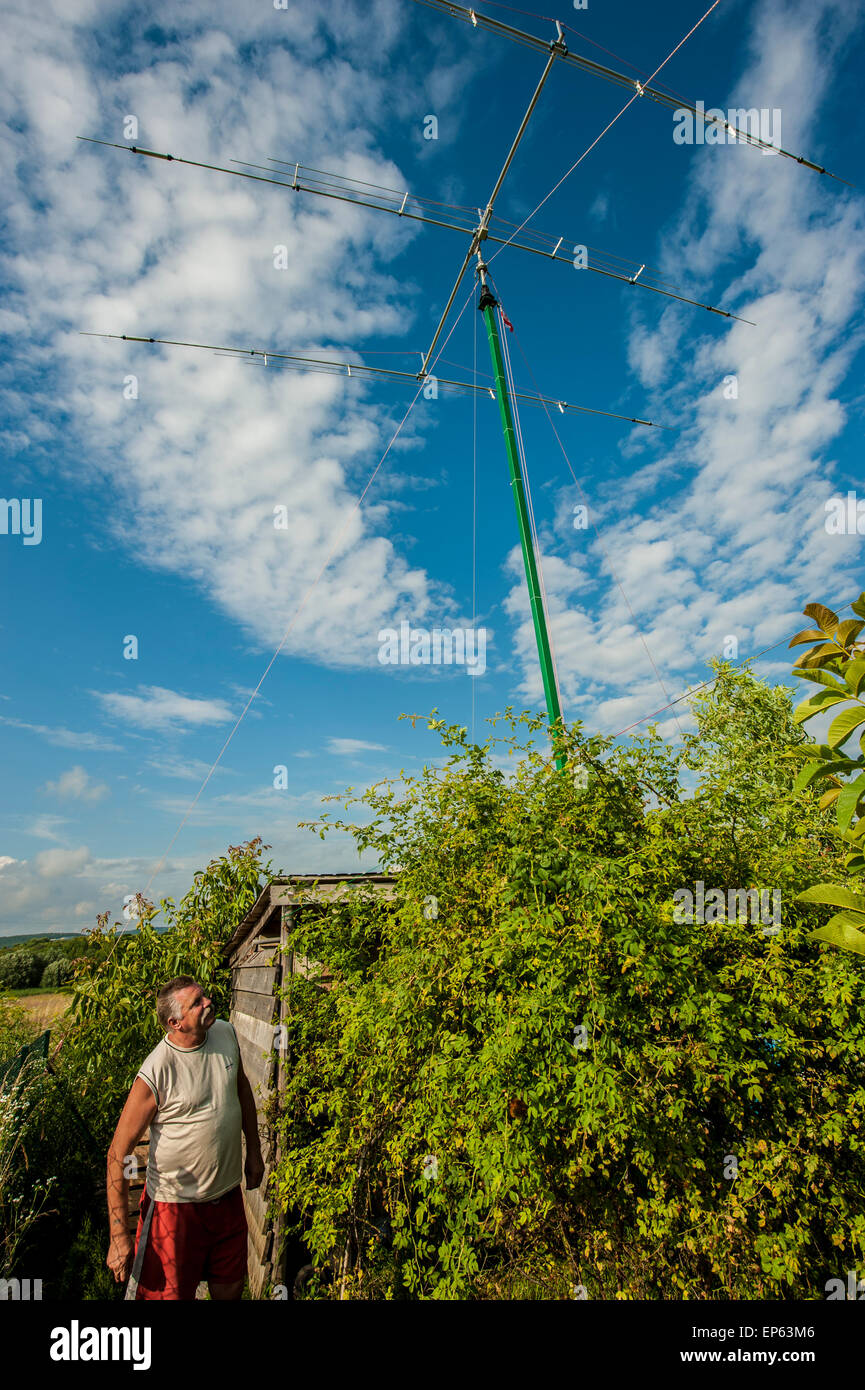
[{"left": 0, "top": 0, "right": 863, "bottom": 935}]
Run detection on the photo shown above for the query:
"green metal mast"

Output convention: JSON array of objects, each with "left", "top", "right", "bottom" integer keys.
[
  {"left": 413, "top": 28, "right": 569, "bottom": 772},
  {"left": 477, "top": 260, "right": 566, "bottom": 770}
]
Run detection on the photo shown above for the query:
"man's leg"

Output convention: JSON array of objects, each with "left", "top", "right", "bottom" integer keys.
[
  {"left": 203, "top": 1187, "right": 248, "bottom": 1301},
  {"left": 136, "top": 1198, "right": 205, "bottom": 1300}
]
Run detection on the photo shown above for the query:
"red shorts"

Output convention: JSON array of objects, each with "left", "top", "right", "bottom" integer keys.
[{"left": 133, "top": 1185, "right": 248, "bottom": 1300}]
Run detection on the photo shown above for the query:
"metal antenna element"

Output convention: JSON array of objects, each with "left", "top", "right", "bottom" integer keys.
[
  {"left": 412, "top": 0, "right": 852, "bottom": 185},
  {"left": 76, "top": 139, "right": 751, "bottom": 323},
  {"left": 79, "top": 332, "right": 670, "bottom": 429}
]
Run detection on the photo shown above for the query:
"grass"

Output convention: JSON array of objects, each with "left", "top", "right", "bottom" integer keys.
[
  {"left": 0, "top": 992, "right": 72, "bottom": 1035},
  {"left": 0, "top": 987, "right": 74, "bottom": 999}
]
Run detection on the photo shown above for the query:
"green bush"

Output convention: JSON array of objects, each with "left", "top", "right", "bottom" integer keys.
[
  {"left": 0, "top": 952, "right": 43, "bottom": 990},
  {"left": 36, "top": 943, "right": 72, "bottom": 966},
  {"left": 40, "top": 958, "right": 75, "bottom": 989},
  {"left": 0, "top": 1058, "right": 60, "bottom": 1279},
  {"left": 272, "top": 668, "right": 865, "bottom": 1300},
  {"left": 56, "top": 1211, "right": 124, "bottom": 1301},
  {"left": 780, "top": 591, "right": 865, "bottom": 952},
  {"left": 0, "top": 998, "right": 37, "bottom": 1061},
  {"left": 0, "top": 1058, "right": 107, "bottom": 1293}
]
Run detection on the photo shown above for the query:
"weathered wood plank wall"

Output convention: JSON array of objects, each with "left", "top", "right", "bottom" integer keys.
[
  {"left": 230, "top": 924, "right": 282, "bottom": 1298},
  {"left": 225, "top": 875, "right": 396, "bottom": 1298}
]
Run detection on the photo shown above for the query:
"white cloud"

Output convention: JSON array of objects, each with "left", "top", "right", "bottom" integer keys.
[
  {"left": 21, "top": 815, "right": 70, "bottom": 842},
  {"left": 0, "top": 848, "right": 167, "bottom": 935},
  {"left": 95, "top": 686, "right": 234, "bottom": 731},
  {"left": 326, "top": 737, "right": 388, "bottom": 755},
  {"left": 146, "top": 756, "right": 234, "bottom": 781},
  {"left": 34, "top": 846, "right": 91, "bottom": 878},
  {"left": 0, "top": 716, "right": 121, "bottom": 752},
  {"left": 42, "top": 766, "right": 109, "bottom": 802},
  {"left": 0, "top": 0, "right": 468, "bottom": 681},
  {"left": 503, "top": 0, "right": 865, "bottom": 734}
]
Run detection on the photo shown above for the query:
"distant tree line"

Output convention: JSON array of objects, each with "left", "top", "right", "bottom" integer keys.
[{"left": 0, "top": 938, "right": 95, "bottom": 993}]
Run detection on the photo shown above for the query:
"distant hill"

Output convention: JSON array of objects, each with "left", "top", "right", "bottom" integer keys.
[
  {"left": 0, "top": 927, "right": 170, "bottom": 950},
  {"left": 0, "top": 933, "right": 90, "bottom": 950}
]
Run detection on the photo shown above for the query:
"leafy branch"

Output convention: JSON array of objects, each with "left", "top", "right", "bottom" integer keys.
[{"left": 786, "top": 593, "right": 865, "bottom": 954}]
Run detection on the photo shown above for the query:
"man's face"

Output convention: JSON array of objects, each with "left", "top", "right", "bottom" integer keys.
[{"left": 171, "top": 983, "right": 215, "bottom": 1034}]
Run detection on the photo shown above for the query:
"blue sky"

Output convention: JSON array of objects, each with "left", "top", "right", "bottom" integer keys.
[{"left": 1, "top": 0, "right": 863, "bottom": 935}]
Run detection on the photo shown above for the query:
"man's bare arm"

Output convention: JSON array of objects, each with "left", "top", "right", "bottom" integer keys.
[{"left": 106, "top": 1077, "right": 158, "bottom": 1281}]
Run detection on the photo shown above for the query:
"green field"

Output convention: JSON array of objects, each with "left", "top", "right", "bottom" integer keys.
[{"left": 0, "top": 986, "right": 75, "bottom": 998}]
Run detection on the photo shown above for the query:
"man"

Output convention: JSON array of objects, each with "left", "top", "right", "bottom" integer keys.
[{"left": 106, "top": 976, "right": 265, "bottom": 1300}]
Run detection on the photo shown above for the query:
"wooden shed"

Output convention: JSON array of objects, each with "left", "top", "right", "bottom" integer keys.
[{"left": 223, "top": 872, "right": 396, "bottom": 1297}]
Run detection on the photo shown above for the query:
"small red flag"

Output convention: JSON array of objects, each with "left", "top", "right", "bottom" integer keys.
[{"left": 501, "top": 310, "right": 514, "bottom": 332}]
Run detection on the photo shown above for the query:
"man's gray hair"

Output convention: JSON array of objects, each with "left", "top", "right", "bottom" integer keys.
[{"left": 156, "top": 976, "right": 198, "bottom": 1032}]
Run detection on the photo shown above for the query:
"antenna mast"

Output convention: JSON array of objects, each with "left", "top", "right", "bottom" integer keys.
[
  {"left": 415, "top": 23, "right": 569, "bottom": 767},
  {"left": 476, "top": 255, "right": 566, "bottom": 769}
]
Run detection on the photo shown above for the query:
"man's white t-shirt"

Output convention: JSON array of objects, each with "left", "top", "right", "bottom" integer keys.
[{"left": 136, "top": 1018, "right": 243, "bottom": 1203}]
